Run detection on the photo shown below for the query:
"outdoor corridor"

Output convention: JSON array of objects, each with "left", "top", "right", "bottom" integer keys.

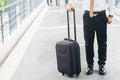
[{"left": 0, "top": 0, "right": 120, "bottom": 80}]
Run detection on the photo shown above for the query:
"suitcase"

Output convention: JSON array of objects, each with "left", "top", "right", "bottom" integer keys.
[{"left": 55, "top": 9, "right": 81, "bottom": 77}]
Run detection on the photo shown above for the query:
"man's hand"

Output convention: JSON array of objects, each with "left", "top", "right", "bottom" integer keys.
[
  {"left": 67, "top": 3, "right": 74, "bottom": 12},
  {"left": 107, "top": 16, "right": 113, "bottom": 24}
]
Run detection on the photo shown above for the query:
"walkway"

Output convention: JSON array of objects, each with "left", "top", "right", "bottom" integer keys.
[{"left": 1, "top": 1, "right": 120, "bottom": 80}]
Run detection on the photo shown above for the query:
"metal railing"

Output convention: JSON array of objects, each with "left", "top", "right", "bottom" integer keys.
[{"left": 0, "top": 0, "right": 43, "bottom": 44}]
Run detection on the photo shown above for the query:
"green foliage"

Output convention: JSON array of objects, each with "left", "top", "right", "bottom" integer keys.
[{"left": 0, "top": 0, "right": 7, "bottom": 7}]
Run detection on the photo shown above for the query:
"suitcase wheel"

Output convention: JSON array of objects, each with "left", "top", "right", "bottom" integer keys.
[{"left": 62, "top": 73, "right": 64, "bottom": 76}]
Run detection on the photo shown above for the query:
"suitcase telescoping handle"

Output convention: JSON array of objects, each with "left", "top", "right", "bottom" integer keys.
[{"left": 67, "top": 9, "right": 77, "bottom": 41}]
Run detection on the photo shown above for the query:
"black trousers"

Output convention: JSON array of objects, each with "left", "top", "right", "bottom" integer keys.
[{"left": 83, "top": 10, "right": 108, "bottom": 65}]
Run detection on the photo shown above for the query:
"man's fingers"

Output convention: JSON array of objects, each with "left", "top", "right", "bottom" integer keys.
[
  {"left": 107, "top": 21, "right": 112, "bottom": 24},
  {"left": 107, "top": 16, "right": 112, "bottom": 24},
  {"left": 67, "top": 3, "right": 73, "bottom": 12}
]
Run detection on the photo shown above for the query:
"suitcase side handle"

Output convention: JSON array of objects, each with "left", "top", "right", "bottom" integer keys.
[{"left": 67, "top": 9, "right": 77, "bottom": 41}]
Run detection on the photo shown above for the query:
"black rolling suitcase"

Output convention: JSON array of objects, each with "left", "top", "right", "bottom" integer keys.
[{"left": 55, "top": 9, "right": 81, "bottom": 77}]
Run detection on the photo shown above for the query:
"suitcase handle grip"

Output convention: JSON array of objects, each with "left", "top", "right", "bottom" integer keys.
[{"left": 67, "top": 9, "right": 77, "bottom": 41}]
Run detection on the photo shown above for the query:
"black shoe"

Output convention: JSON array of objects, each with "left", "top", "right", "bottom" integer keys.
[
  {"left": 86, "top": 65, "right": 93, "bottom": 75},
  {"left": 99, "top": 64, "right": 106, "bottom": 75}
]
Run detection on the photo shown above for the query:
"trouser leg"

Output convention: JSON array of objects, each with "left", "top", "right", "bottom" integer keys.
[
  {"left": 83, "top": 12, "right": 95, "bottom": 65},
  {"left": 96, "top": 12, "right": 107, "bottom": 65}
]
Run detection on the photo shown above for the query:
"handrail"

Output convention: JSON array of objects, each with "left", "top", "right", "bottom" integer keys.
[{"left": 0, "top": 0, "right": 43, "bottom": 44}]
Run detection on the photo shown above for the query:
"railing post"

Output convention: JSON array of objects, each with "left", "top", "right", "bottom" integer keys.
[
  {"left": 19, "top": 0, "right": 27, "bottom": 23},
  {"left": 29, "top": 0, "right": 33, "bottom": 13},
  {"left": 0, "top": 10, "right": 4, "bottom": 43},
  {"left": 8, "top": 4, "right": 17, "bottom": 35}
]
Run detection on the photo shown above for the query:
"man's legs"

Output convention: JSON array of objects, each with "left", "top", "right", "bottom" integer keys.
[
  {"left": 83, "top": 12, "right": 95, "bottom": 65},
  {"left": 96, "top": 12, "right": 107, "bottom": 65},
  {"left": 83, "top": 12, "right": 95, "bottom": 75},
  {"left": 96, "top": 12, "right": 107, "bottom": 75}
]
